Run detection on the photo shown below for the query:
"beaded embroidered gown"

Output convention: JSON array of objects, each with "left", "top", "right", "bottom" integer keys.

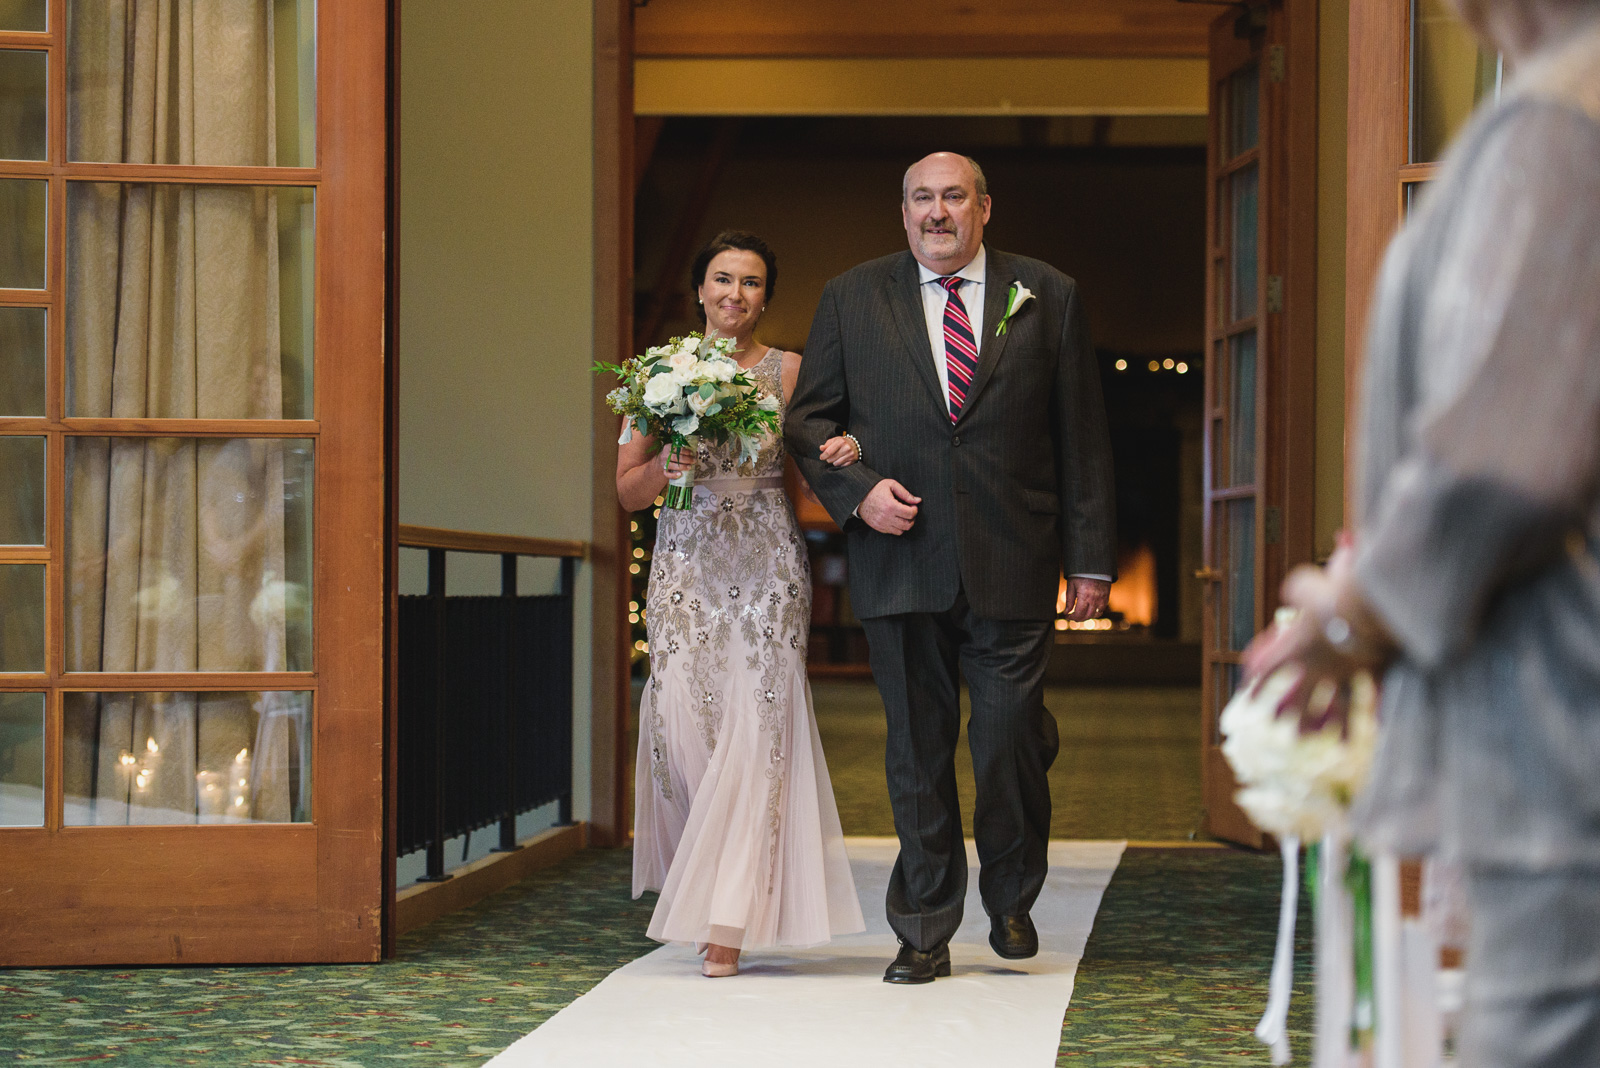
[{"left": 632, "top": 348, "right": 863, "bottom": 950}]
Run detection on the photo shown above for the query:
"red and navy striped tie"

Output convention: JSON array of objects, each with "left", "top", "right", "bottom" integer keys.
[{"left": 939, "top": 275, "right": 979, "bottom": 421}]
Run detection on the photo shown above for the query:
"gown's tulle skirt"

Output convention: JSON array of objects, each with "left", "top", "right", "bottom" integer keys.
[{"left": 632, "top": 481, "right": 863, "bottom": 950}]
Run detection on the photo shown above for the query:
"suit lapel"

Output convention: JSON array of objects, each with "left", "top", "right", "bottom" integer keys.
[
  {"left": 956, "top": 251, "right": 1015, "bottom": 425},
  {"left": 885, "top": 252, "right": 947, "bottom": 413}
]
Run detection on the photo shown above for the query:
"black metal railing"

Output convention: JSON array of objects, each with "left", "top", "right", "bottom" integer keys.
[{"left": 396, "top": 525, "right": 586, "bottom": 882}]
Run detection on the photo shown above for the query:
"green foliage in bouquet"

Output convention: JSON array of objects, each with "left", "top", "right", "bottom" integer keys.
[{"left": 593, "top": 332, "right": 780, "bottom": 462}]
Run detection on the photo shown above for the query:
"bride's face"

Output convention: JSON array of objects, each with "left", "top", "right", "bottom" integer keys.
[{"left": 698, "top": 250, "right": 767, "bottom": 339}]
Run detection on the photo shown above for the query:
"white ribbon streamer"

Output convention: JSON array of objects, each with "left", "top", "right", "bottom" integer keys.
[{"left": 1256, "top": 834, "right": 1300, "bottom": 1065}]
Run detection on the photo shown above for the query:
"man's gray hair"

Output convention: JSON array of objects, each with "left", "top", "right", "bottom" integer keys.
[{"left": 902, "top": 154, "right": 988, "bottom": 203}]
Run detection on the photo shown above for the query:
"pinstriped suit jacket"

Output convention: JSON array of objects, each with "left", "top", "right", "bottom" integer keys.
[{"left": 785, "top": 248, "right": 1117, "bottom": 621}]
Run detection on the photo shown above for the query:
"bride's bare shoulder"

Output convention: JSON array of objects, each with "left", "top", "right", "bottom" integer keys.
[{"left": 778, "top": 349, "right": 803, "bottom": 398}]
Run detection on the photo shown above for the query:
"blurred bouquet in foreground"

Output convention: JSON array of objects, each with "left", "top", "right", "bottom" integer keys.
[
  {"left": 595, "top": 332, "right": 780, "bottom": 508},
  {"left": 1221, "top": 616, "right": 1378, "bottom": 840},
  {"left": 1221, "top": 608, "right": 1380, "bottom": 1067}
]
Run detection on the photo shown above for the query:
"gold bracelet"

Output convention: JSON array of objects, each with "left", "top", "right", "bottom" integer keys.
[{"left": 842, "top": 432, "right": 862, "bottom": 464}]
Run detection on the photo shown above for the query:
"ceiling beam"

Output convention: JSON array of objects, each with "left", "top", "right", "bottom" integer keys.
[
  {"left": 635, "top": 57, "right": 1209, "bottom": 117},
  {"left": 635, "top": 1, "right": 1215, "bottom": 59}
]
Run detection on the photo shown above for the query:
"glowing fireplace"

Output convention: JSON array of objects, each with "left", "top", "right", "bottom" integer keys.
[{"left": 1056, "top": 544, "right": 1157, "bottom": 631}]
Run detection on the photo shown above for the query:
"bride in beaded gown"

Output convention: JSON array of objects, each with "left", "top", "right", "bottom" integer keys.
[{"left": 618, "top": 232, "right": 863, "bottom": 977}]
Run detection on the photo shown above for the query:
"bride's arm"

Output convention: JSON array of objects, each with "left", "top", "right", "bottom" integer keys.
[{"left": 616, "top": 419, "right": 692, "bottom": 513}]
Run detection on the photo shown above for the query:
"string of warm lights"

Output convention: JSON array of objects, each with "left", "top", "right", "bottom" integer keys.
[{"left": 1112, "top": 357, "right": 1191, "bottom": 375}]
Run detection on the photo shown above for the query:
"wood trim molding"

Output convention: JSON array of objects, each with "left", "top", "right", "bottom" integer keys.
[
  {"left": 632, "top": 1, "right": 1215, "bottom": 59},
  {"left": 1276, "top": 0, "right": 1321, "bottom": 580},
  {"left": 635, "top": 31, "right": 1209, "bottom": 59},
  {"left": 590, "top": 0, "right": 634, "bottom": 850},
  {"left": 394, "top": 823, "right": 587, "bottom": 936},
  {"left": 59, "top": 164, "right": 321, "bottom": 185},
  {"left": 1397, "top": 161, "right": 1439, "bottom": 183},
  {"left": 1343, "top": 0, "right": 1409, "bottom": 496},
  {"left": 396, "top": 524, "right": 586, "bottom": 559},
  {"left": 382, "top": 0, "right": 403, "bottom": 962}
]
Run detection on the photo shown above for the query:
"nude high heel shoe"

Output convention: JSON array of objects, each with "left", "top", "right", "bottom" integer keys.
[{"left": 701, "top": 944, "right": 739, "bottom": 978}]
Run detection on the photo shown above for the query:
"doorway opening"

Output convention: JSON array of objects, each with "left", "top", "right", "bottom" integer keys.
[{"left": 625, "top": 115, "right": 1209, "bottom": 841}]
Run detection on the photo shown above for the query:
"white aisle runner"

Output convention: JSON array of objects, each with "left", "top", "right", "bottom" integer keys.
[{"left": 486, "top": 838, "right": 1125, "bottom": 1068}]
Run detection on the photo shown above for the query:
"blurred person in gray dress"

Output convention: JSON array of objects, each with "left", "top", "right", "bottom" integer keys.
[{"left": 1245, "top": 2, "right": 1600, "bottom": 1064}]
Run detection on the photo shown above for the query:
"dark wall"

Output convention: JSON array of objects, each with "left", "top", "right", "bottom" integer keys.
[{"left": 636, "top": 117, "right": 1205, "bottom": 357}]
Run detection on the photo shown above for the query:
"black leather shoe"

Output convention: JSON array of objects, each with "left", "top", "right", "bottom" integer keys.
[
  {"left": 883, "top": 940, "right": 951, "bottom": 984},
  {"left": 989, "top": 913, "right": 1039, "bottom": 959}
]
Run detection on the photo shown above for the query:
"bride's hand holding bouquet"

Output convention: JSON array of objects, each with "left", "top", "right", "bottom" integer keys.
[{"left": 596, "top": 332, "right": 782, "bottom": 509}]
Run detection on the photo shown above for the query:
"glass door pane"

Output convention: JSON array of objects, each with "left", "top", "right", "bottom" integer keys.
[
  {"left": 0, "top": 692, "right": 44, "bottom": 827},
  {"left": 63, "top": 691, "right": 312, "bottom": 826},
  {"left": 65, "top": 184, "right": 315, "bottom": 419},
  {"left": 0, "top": 178, "right": 46, "bottom": 289},
  {"left": 63, "top": 438, "right": 314, "bottom": 673},
  {"left": 0, "top": 0, "right": 46, "bottom": 31},
  {"left": 66, "top": 0, "right": 317, "bottom": 167},
  {"left": 1229, "top": 166, "right": 1259, "bottom": 323},
  {"left": 0, "top": 435, "right": 45, "bottom": 544},
  {"left": 1413, "top": 0, "right": 1501, "bottom": 162},
  {"left": 1228, "top": 332, "right": 1257, "bottom": 486},
  {"left": 1227, "top": 65, "right": 1260, "bottom": 157},
  {"left": 0, "top": 49, "right": 47, "bottom": 161},
  {"left": 0, "top": 307, "right": 46, "bottom": 415},
  {"left": 0, "top": 563, "right": 45, "bottom": 672}
]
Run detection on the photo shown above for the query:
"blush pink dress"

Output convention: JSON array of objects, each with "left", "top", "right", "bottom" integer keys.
[{"left": 632, "top": 347, "right": 863, "bottom": 950}]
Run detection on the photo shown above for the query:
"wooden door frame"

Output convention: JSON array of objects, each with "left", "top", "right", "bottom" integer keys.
[
  {"left": 590, "top": 0, "right": 635, "bottom": 849},
  {"left": 1200, "top": 0, "right": 1319, "bottom": 848},
  {"left": 1343, "top": 0, "right": 1409, "bottom": 489},
  {"left": 0, "top": 0, "right": 388, "bottom": 966}
]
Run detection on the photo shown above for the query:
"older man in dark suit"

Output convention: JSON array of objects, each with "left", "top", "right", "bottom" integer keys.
[{"left": 786, "top": 152, "right": 1117, "bottom": 984}]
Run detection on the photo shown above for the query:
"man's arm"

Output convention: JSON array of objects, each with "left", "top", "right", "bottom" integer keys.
[
  {"left": 1054, "top": 279, "right": 1118, "bottom": 578},
  {"left": 785, "top": 279, "right": 881, "bottom": 526}
]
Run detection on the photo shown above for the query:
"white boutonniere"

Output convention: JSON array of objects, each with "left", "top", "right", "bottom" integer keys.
[{"left": 995, "top": 282, "right": 1034, "bottom": 336}]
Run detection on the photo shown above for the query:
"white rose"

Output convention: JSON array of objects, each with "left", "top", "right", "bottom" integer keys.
[
  {"left": 687, "top": 390, "right": 716, "bottom": 416},
  {"left": 665, "top": 349, "right": 698, "bottom": 375},
  {"left": 704, "top": 356, "right": 736, "bottom": 383},
  {"left": 642, "top": 372, "right": 687, "bottom": 414}
]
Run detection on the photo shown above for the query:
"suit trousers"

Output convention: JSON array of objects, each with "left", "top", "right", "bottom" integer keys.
[{"left": 861, "top": 588, "right": 1058, "bottom": 951}]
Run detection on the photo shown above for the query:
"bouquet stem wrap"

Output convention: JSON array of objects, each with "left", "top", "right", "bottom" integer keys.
[{"left": 662, "top": 438, "right": 697, "bottom": 510}]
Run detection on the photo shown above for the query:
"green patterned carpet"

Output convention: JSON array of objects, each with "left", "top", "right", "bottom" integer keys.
[
  {"left": 4, "top": 686, "right": 1308, "bottom": 1065},
  {"left": 0, "top": 846, "right": 1307, "bottom": 1066},
  {"left": 814, "top": 681, "right": 1206, "bottom": 841}
]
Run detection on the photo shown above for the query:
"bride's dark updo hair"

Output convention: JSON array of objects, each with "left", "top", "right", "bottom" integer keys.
[{"left": 690, "top": 230, "right": 778, "bottom": 322}]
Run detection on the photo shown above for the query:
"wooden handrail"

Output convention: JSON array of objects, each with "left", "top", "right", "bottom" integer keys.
[{"left": 397, "top": 524, "right": 587, "bottom": 559}]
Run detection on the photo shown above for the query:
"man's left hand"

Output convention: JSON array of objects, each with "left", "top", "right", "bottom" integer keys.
[{"left": 1063, "top": 577, "right": 1111, "bottom": 621}]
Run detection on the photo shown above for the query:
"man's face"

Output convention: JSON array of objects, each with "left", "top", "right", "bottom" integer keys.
[{"left": 902, "top": 153, "right": 991, "bottom": 273}]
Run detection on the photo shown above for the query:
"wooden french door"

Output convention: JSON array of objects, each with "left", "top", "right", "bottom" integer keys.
[
  {"left": 1199, "top": 1, "right": 1317, "bottom": 847},
  {"left": 0, "top": 0, "right": 387, "bottom": 965}
]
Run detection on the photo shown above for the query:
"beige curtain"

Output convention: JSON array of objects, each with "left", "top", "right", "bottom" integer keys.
[{"left": 61, "top": 0, "right": 304, "bottom": 825}]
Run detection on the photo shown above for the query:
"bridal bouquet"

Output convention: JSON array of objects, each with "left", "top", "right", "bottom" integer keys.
[
  {"left": 1220, "top": 625, "right": 1378, "bottom": 842},
  {"left": 595, "top": 332, "right": 781, "bottom": 509},
  {"left": 1221, "top": 608, "right": 1380, "bottom": 1066}
]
